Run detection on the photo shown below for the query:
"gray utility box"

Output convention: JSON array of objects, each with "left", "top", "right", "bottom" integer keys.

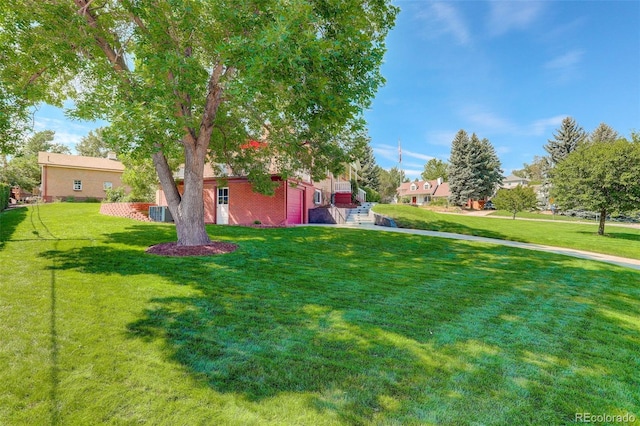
[{"left": 149, "top": 206, "right": 173, "bottom": 222}]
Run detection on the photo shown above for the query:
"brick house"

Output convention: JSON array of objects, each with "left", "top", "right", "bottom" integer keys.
[
  {"left": 157, "top": 162, "right": 333, "bottom": 226},
  {"left": 38, "top": 152, "right": 126, "bottom": 202}
]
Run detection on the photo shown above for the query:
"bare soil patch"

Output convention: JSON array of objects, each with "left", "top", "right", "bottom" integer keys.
[{"left": 146, "top": 241, "right": 238, "bottom": 257}]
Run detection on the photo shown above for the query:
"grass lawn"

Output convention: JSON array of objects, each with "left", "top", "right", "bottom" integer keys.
[
  {"left": 373, "top": 204, "right": 640, "bottom": 260},
  {"left": 1, "top": 203, "right": 639, "bottom": 425}
]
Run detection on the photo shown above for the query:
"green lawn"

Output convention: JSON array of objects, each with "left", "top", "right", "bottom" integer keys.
[
  {"left": 373, "top": 204, "right": 640, "bottom": 260},
  {"left": 1, "top": 203, "right": 639, "bottom": 425}
]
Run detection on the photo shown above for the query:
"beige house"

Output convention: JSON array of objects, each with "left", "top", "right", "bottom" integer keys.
[{"left": 38, "top": 152, "right": 126, "bottom": 202}]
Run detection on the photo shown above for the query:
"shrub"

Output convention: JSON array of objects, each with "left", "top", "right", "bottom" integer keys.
[
  {"left": 104, "top": 187, "right": 126, "bottom": 202},
  {"left": 0, "top": 183, "right": 10, "bottom": 211}
]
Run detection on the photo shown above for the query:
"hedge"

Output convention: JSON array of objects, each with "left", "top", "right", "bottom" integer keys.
[{"left": 0, "top": 183, "right": 10, "bottom": 211}]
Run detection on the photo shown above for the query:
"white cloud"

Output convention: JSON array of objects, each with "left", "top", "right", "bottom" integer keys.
[
  {"left": 527, "top": 115, "right": 565, "bottom": 136},
  {"left": 417, "top": 2, "right": 470, "bottom": 45},
  {"left": 488, "top": 1, "right": 544, "bottom": 36},
  {"left": 544, "top": 50, "right": 584, "bottom": 70}
]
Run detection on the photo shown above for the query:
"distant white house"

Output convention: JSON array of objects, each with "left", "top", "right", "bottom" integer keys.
[{"left": 501, "top": 174, "right": 530, "bottom": 189}]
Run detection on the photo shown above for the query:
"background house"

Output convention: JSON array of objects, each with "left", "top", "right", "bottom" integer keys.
[
  {"left": 397, "top": 178, "right": 448, "bottom": 205},
  {"left": 38, "top": 152, "right": 126, "bottom": 202}
]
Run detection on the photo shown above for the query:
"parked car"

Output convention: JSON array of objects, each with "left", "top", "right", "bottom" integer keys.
[{"left": 483, "top": 201, "right": 496, "bottom": 210}]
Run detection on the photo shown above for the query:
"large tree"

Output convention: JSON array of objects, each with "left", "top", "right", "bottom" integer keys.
[
  {"left": 512, "top": 155, "right": 551, "bottom": 183},
  {"left": 448, "top": 130, "right": 502, "bottom": 206},
  {"left": 1, "top": 1, "right": 398, "bottom": 245},
  {"left": 550, "top": 138, "right": 640, "bottom": 235},
  {"left": 421, "top": 158, "right": 448, "bottom": 181},
  {"left": 544, "top": 116, "right": 586, "bottom": 165}
]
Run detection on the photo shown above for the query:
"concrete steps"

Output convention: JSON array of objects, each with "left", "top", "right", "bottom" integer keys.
[{"left": 344, "top": 202, "right": 376, "bottom": 225}]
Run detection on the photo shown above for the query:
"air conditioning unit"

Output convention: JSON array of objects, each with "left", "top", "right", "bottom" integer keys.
[{"left": 149, "top": 206, "right": 173, "bottom": 222}]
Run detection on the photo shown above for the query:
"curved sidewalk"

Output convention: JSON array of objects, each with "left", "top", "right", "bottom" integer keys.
[{"left": 332, "top": 223, "right": 640, "bottom": 271}]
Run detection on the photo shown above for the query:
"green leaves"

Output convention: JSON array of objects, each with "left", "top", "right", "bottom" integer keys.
[{"left": 550, "top": 138, "right": 640, "bottom": 233}]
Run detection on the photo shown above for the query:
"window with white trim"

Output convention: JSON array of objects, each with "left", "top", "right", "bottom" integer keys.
[
  {"left": 73, "top": 180, "right": 82, "bottom": 191},
  {"left": 103, "top": 181, "right": 113, "bottom": 190},
  {"left": 313, "top": 189, "right": 322, "bottom": 205},
  {"left": 410, "top": 183, "right": 417, "bottom": 191},
  {"left": 424, "top": 183, "right": 430, "bottom": 190}
]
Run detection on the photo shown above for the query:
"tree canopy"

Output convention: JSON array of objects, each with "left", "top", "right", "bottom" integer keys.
[
  {"left": 76, "top": 129, "right": 110, "bottom": 158},
  {"left": 0, "top": 130, "right": 70, "bottom": 190},
  {"left": 550, "top": 138, "right": 640, "bottom": 235},
  {"left": 421, "top": 158, "right": 448, "bottom": 181},
  {"left": 492, "top": 185, "right": 538, "bottom": 219},
  {"left": 1, "top": 0, "right": 398, "bottom": 245}
]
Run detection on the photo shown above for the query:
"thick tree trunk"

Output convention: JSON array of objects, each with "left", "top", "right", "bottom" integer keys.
[
  {"left": 152, "top": 146, "right": 212, "bottom": 246},
  {"left": 598, "top": 208, "right": 607, "bottom": 236}
]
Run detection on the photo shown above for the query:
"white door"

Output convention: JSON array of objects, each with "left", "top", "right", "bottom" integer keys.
[{"left": 216, "top": 187, "right": 229, "bottom": 224}]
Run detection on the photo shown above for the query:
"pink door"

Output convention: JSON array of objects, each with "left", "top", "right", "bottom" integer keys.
[{"left": 287, "top": 188, "right": 303, "bottom": 225}]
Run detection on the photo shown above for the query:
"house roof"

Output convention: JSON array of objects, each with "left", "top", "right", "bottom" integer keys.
[
  {"left": 38, "top": 152, "right": 125, "bottom": 172},
  {"left": 397, "top": 180, "right": 439, "bottom": 196},
  {"left": 432, "top": 182, "right": 450, "bottom": 198}
]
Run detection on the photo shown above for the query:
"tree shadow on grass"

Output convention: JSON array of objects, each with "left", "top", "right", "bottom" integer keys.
[
  {"left": 0, "top": 207, "right": 27, "bottom": 250},
  {"left": 393, "top": 218, "right": 522, "bottom": 242},
  {"left": 38, "top": 226, "right": 640, "bottom": 424},
  {"left": 576, "top": 230, "right": 640, "bottom": 242}
]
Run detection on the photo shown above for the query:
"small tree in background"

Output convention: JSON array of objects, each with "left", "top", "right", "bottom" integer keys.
[
  {"left": 493, "top": 185, "right": 538, "bottom": 219},
  {"left": 588, "top": 122, "right": 619, "bottom": 144},
  {"left": 550, "top": 138, "right": 640, "bottom": 235},
  {"left": 76, "top": 128, "right": 110, "bottom": 158},
  {"left": 421, "top": 158, "right": 448, "bottom": 181}
]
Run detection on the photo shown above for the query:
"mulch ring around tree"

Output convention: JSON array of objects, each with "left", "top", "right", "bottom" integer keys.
[{"left": 146, "top": 241, "right": 238, "bottom": 257}]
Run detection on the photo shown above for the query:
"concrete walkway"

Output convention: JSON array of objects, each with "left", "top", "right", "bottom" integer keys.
[{"left": 324, "top": 223, "right": 640, "bottom": 271}]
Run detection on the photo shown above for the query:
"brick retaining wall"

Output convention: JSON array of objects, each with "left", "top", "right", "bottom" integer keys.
[{"left": 100, "top": 202, "right": 155, "bottom": 222}]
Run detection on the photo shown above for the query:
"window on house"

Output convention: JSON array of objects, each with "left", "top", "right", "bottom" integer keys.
[
  {"left": 314, "top": 189, "right": 322, "bottom": 205},
  {"left": 424, "top": 183, "right": 430, "bottom": 190},
  {"left": 103, "top": 181, "right": 113, "bottom": 190},
  {"left": 73, "top": 180, "right": 82, "bottom": 191},
  {"left": 410, "top": 184, "right": 417, "bottom": 191}
]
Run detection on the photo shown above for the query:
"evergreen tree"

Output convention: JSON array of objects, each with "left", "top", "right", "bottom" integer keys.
[
  {"left": 447, "top": 130, "right": 474, "bottom": 205},
  {"left": 448, "top": 130, "right": 503, "bottom": 206},
  {"left": 76, "top": 128, "right": 110, "bottom": 157},
  {"left": 477, "top": 137, "right": 503, "bottom": 199},
  {"left": 544, "top": 117, "right": 586, "bottom": 165},
  {"left": 358, "top": 144, "right": 380, "bottom": 191},
  {"left": 588, "top": 122, "right": 619, "bottom": 144}
]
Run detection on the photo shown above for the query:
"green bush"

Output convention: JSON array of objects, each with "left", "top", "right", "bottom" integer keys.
[
  {"left": 430, "top": 197, "right": 449, "bottom": 207},
  {"left": 0, "top": 183, "right": 10, "bottom": 211},
  {"left": 104, "top": 187, "right": 126, "bottom": 202}
]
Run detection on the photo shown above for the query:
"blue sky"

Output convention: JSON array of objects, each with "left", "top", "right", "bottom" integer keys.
[
  {"left": 35, "top": 1, "right": 639, "bottom": 179},
  {"left": 365, "top": 0, "right": 640, "bottom": 178}
]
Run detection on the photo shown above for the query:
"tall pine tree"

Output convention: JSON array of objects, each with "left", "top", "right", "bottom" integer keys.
[
  {"left": 448, "top": 130, "right": 503, "bottom": 206},
  {"left": 545, "top": 117, "right": 586, "bottom": 165},
  {"left": 359, "top": 144, "right": 380, "bottom": 191},
  {"left": 448, "top": 130, "right": 473, "bottom": 205}
]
